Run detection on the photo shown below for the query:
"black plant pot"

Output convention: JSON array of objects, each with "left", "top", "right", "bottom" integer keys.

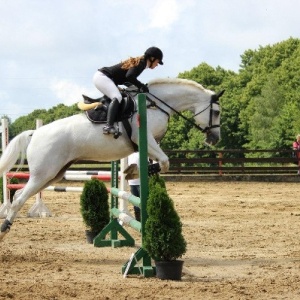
[
  {"left": 155, "top": 260, "right": 184, "bottom": 280},
  {"left": 85, "top": 230, "right": 98, "bottom": 244}
]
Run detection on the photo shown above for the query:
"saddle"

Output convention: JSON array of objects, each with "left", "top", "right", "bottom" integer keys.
[
  {"left": 78, "top": 87, "right": 138, "bottom": 147},
  {"left": 81, "top": 91, "right": 136, "bottom": 124}
]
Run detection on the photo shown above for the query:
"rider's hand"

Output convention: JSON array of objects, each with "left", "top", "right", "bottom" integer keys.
[{"left": 139, "top": 84, "right": 149, "bottom": 93}]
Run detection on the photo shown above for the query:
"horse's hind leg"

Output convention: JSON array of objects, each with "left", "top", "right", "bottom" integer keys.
[
  {"left": 0, "top": 160, "right": 74, "bottom": 241},
  {"left": 0, "top": 177, "right": 49, "bottom": 241}
]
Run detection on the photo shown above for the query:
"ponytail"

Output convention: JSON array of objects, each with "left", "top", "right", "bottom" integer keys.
[{"left": 121, "top": 56, "right": 144, "bottom": 70}]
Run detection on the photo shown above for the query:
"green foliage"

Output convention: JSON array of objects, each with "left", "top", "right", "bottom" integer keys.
[
  {"left": 80, "top": 179, "right": 110, "bottom": 233},
  {"left": 246, "top": 77, "right": 285, "bottom": 149},
  {"left": 9, "top": 103, "right": 80, "bottom": 138},
  {"left": 238, "top": 38, "right": 300, "bottom": 150},
  {"left": 148, "top": 174, "right": 166, "bottom": 190},
  {"left": 160, "top": 112, "right": 194, "bottom": 154},
  {"left": 144, "top": 175, "right": 187, "bottom": 261},
  {"left": 183, "top": 38, "right": 300, "bottom": 151},
  {"left": 178, "top": 62, "right": 245, "bottom": 149},
  {"left": 179, "top": 63, "right": 233, "bottom": 90}
]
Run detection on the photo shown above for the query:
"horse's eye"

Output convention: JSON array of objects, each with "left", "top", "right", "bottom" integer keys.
[{"left": 213, "top": 110, "right": 220, "bottom": 117}]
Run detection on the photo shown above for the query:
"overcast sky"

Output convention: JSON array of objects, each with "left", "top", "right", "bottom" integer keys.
[{"left": 1, "top": 0, "right": 299, "bottom": 121}]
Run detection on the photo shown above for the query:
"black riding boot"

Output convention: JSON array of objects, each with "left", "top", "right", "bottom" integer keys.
[{"left": 103, "top": 99, "right": 120, "bottom": 135}]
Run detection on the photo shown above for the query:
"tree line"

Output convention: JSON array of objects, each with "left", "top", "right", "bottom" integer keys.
[{"left": 2, "top": 38, "right": 300, "bottom": 158}]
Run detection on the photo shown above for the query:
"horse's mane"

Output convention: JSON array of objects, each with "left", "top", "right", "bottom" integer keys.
[{"left": 148, "top": 78, "right": 214, "bottom": 94}]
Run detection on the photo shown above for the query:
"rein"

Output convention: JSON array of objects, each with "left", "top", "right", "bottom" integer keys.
[
  {"left": 147, "top": 92, "right": 218, "bottom": 133},
  {"left": 124, "top": 87, "right": 220, "bottom": 133}
]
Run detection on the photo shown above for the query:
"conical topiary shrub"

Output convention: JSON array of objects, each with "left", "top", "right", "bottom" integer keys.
[
  {"left": 144, "top": 174, "right": 187, "bottom": 262},
  {"left": 80, "top": 179, "right": 110, "bottom": 243}
]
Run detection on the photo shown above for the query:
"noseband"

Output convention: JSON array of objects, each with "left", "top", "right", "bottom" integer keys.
[{"left": 193, "top": 100, "right": 220, "bottom": 133}]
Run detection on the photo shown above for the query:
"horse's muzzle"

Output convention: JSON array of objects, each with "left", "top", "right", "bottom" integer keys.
[{"left": 205, "top": 131, "right": 219, "bottom": 146}]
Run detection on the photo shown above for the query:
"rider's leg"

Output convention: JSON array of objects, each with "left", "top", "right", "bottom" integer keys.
[
  {"left": 93, "top": 71, "right": 122, "bottom": 134},
  {"left": 93, "top": 71, "right": 122, "bottom": 101},
  {"left": 103, "top": 99, "right": 120, "bottom": 134}
]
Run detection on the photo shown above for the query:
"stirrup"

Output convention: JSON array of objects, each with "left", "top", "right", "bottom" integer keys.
[{"left": 103, "top": 125, "right": 116, "bottom": 135}]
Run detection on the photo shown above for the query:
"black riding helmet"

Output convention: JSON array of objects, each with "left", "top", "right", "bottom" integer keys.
[{"left": 144, "top": 47, "right": 164, "bottom": 65}]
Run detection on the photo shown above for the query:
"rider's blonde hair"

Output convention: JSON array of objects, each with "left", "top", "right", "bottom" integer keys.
[{"left": 121, "top": 56, "right": 144, "bottom": 70}]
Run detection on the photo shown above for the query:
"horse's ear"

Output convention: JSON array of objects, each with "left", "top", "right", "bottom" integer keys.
[{"left": 216, "top": 90, "right": 225, "bottom": 99}]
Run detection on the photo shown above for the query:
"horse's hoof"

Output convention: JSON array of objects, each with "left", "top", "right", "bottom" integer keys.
[
  {"left": 0, "top": 219, "right": 12, "bottom": 240},
  {"left": 159, "top": 161, "right": 170, "bottom": 173}
]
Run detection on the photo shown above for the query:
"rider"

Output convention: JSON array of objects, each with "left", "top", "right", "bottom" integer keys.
[{"left": 93, "top": 47, "right": 164, "bottom": 135}]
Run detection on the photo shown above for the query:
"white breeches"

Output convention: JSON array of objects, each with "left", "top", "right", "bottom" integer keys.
[{"left": 93, "top": 71, "right": 122, "bottom": 102}]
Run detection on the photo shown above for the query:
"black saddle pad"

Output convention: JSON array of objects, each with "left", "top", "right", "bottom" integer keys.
[{"left": 84, "top": 92, "right": 136, "bottom": 124}]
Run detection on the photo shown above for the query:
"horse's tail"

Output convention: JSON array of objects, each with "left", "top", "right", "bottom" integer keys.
[{"left": 0, "top": 130, "right": 35, "bottom": 175}]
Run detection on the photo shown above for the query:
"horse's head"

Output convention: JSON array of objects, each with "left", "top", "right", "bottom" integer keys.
[
  {"left": 147, "top": 78, "right": 223, "bottom": 147},
  {"left": 194, "top": 90, "right": 224, "bottom": 146}
]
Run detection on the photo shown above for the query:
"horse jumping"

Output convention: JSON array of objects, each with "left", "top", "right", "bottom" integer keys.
[{"left": 0, "top": 78, "right": 223, "bottom": 241}]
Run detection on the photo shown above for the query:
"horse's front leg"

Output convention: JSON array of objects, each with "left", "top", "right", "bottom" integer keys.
[{"left": 147, "top": 135, "right": 169, "bottom": 173}]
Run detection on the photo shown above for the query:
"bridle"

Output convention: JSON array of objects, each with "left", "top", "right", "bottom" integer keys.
[
  {"left": 193, "top": 99, "right": 220, "bottom": 133},
  {"left": 147, "top": 92, "right": 220, "bottom": 134}
]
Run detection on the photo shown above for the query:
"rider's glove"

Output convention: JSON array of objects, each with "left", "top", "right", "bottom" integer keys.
[{"left": 139, "top": 84, "right": 149, "bottom": 93}]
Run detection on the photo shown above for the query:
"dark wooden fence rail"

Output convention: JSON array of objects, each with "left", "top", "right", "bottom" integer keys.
[
  {"left": 164, "top": 149, "right": 298, "bottom": 175},
  {"left": 6, "top": 149, "right": 299, "bottom": 176}
]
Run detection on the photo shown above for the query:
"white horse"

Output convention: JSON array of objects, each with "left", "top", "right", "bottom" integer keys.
[{"left": 0, "top": 78, "right": 223, "bottom": 241}]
